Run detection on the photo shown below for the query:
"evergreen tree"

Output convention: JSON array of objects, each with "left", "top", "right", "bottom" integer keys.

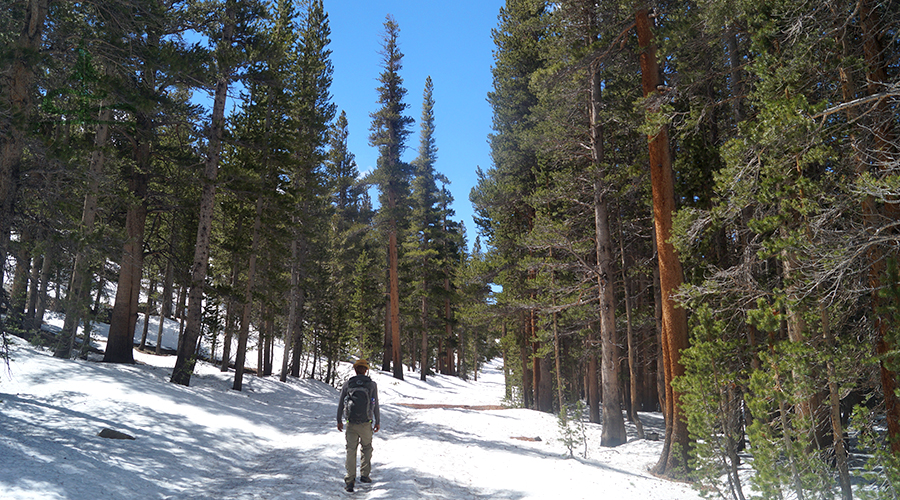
[
  {"left": 0, "top": 0, "right": 48, "bottom": 294},
  {"left": 406, "top": 76, "right": 447, "bottom": 380},
  {"left": 173, "top": 0, "right": 264, "bottom": 384},
  {"left": 369, "top": 14, "right": 414, "bottom": 380},
  {"left": 284, "top": 0, "right": 335, "bottom": 379},
  {"left": 473, "top": 0, "right": 548, "bottom": 410}
]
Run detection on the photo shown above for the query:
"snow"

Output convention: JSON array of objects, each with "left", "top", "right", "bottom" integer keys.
[{"left": 0, "top": 315, "right": 704, "bottom": 500}]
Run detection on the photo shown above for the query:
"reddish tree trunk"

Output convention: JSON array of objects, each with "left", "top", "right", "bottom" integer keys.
[{"left": 635, "top": 8, "right": 690, "bottom": 477}]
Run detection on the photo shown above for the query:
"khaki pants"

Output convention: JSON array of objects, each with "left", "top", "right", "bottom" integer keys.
[{"left": 344, "top": 422, "right": 373, "bottom": 482}]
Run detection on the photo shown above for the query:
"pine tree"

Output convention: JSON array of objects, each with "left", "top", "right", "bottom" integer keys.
[
  {"left": 283, "top": 0, "right": 335, "bottom": 379},
  {"left": 369, "top": 14, "right": 414, "bottom": 380},
  {"left": 474, "top": 0, "right": 548, "bottom": 410},
  {"left": 406, "top": 76, "right": 446, "bottom": 380},
  {"left": 172, "top": 0, "right": 263, "bottom": 384},
  {"left": 0, "top": 0, "right": 48, "bottom": 293}
]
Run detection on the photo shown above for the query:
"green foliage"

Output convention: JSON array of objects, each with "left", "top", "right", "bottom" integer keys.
[
  {"left": 851, "top": 401, "right": 900, "bottom": 499},
  {"left": 557, "top": 400, "right": 587, "bottom": 459},
  {"left": 675, "top": 304, "right": 748, "bottom": 499},
  {"left": 745, "top": 339, "right": 838, "bottom": 499}
]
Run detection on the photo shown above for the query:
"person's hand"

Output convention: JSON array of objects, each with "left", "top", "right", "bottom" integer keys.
[
  {"left": 373, "top": 423, "right": 380, "bottom": 433},
  {"left": 337, "top": 421, "right": 343, "bottom": 432}
]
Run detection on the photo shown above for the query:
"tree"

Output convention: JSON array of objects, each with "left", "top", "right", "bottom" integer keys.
[
  {"left": 172, "top": 0, "right": 262, "bottom": 384},
  {"left": 106, "top": 0, "right": 200, "bottom": 364},
  {"left": 634, "top": 6, "right": 690, "bottom": 477},
  {"left": 0, "top": 0, "right": 48, "bottom": 293},
  {"left": 369, "top": 14, "right": 414, "bottom": 380},
  {"left": 474, "top": 0, "right": 547, "bottom": 410},
  {"left": 407, "top": 76, "right": 446, "bottom": 381}
]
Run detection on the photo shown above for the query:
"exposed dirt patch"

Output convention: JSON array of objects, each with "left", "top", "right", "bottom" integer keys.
[{"left": 397, "top": 403, "right": 507, "bottom": 411}]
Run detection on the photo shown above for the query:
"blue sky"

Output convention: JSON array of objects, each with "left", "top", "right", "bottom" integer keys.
[{"left": 325, "top": 0, "right": 505, "bottom": 248}]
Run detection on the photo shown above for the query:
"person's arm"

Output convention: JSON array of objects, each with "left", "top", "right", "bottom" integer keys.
[
  {"left": 371, "top": 384, "right": 380, "bottom": 432},
  {"left": 336, "top": 384, "right": 347, "bottom": 431}
]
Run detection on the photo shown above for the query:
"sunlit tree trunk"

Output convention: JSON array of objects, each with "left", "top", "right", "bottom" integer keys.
[{"left": 636, "top": 7, "right": 690, "bottom": 477}]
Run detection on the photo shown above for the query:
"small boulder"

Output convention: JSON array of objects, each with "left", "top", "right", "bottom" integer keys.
[{"left": 98, "top": 428, "right": 135, "bottom": 440}]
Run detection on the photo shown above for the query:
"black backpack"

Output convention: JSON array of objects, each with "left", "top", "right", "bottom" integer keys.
[{"left": 345, "top": 377, "right": 371, "bottom": 424}]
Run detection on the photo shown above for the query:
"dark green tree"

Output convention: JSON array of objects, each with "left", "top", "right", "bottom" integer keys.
[{"left": 369, "top": 14, "right": 414, "bottom": 380}]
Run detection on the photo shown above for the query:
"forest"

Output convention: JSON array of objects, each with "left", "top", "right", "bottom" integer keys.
[{"left": 1, "top": 0, "right": 899, "bottom": 499}]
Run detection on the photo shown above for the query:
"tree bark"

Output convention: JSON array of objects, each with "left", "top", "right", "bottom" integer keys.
[
  {"left": 0, "top": 0, "right": 48, "bottom": 289},
  {"left": 233, "top": 194, "right": 264, "bottom": 391},
  {"left": 139, "top": 277, "right": 157, "bottom": 350},
  {"left": 619, "top": 210, "right": 644, "bottom": 438},
  {"left": 282, "top": 236, "right": 301, "bottom": 381},
  {"left": 821, "top": 301, "right": 852, "bottom": 500},
  {"left": 171, "top": 8, "right": 233, "bottom": 384},
  {"left": 104, "top": 166, "right": 148, "bottom": 363},
  {"left": 419, "top": 267, "right": 429, "bottom": 380},
  {"left": 157, "top": 243, "right": 175, "bottom": 355},
  {"left": 389, "top": 228, "right": 403, "bottom": 379},
  {"left": 589, "top": 58, "right": 627, "bottom": 446},
  {"left": 33, "top": 245, "right": 53, "bottom": 330},
  {"left": 55, "top": 107, "right": 111, "bottom": 358},
  {"left": 859, "top": 0, "right": 900, "bottom": 455},
  {"left": 636, "top": 7, "right": 690, "bottom": 476}
]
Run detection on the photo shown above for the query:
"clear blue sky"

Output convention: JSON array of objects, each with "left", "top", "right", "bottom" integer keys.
[{"left": 325, "top": 0, "right": 505, "bottom": 248}]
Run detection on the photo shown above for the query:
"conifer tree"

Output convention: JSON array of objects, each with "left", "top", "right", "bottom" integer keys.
[
  {"left": 284, "top": 0, "right": 335, "bottom": 379},
  {"left": 172, "top": 0, "right": 263, "bottom": 384},
  {"left": 474, "top": 0, "right": 547, "bottom": 409},
  {"left": 406, "top": 76, "right": 447, "bottom": 381},
  {"left": 369, "top": 14, "right": 414, "bottom": 380},
  {"left": 0, "top": 0, "right": 48, "bottom": 292}
]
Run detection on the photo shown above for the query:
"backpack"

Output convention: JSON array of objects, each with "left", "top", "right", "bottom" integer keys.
[{"left": 345, "top": 377, "right": 371, "bottom": 424}]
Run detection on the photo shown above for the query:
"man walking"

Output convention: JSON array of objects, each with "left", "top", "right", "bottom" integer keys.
[{"left": 337, "top": 359, "right": 380, "bottom": 492}]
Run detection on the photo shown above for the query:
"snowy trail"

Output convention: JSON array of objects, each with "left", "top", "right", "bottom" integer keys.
[{"left": 1, "top": 335, "right": 703, "bottom": 500}]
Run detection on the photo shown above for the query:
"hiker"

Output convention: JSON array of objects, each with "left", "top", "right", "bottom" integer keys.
[{"left": 336, "top": 358, "right": 380, "bottom": 492}]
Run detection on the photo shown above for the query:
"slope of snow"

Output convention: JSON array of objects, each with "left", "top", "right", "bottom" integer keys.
[{"left": 0, "top": 318, "right": 703, "bottom": 500}]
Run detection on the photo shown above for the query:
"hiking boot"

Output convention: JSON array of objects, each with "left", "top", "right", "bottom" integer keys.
[
  {"left": 344, "top": 480, "right": 354, "bottom": 492},
  {"left": 359, "top": 476, "right": 372, "bottom": 484}
]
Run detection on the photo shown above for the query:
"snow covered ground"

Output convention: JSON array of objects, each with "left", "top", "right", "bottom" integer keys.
[{"left": 0, "top": 315, "right": 704, "bottom": 500}]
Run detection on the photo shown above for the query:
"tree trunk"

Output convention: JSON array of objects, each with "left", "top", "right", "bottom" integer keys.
[
  {"left": 139, "top": 277, "right": 156, "bottom": 350},
  {"left": 0, "top": 0, "right": 48, "bottom": 289},
  {"left": 858, "top": 0, "right": 900, "bottom": 456},
  {"left": 157, "top": 249, "right": 175, "bottom": 355},
  {"left": 104, "top": 167, "right": 148, "bottom": 364},
  {"left": 289, "top": 285, "right": 307, "bottom": 378},
  {"left": 590, "top": 62, "right": 626, "bottom": 445},
  {"left": 222, "top": 228, "right": 241, "bottom": 370},
  {"left": 33, "top": 245, "right": 53, "bottom": 330},
  {"left": 619, "top": 211, "right": 644, "bottom": 438},
  {"left": 520, "top": 315, "right": 533, "bottom": 409},
  {"left": 383, "top": 261, "right": 393, "bottom": 372},
  {"left": 822, "top": 301, "right": 852, "bottom": 500},
  {"left": 538, "top": 353, "right": 554, "bottom": 413},
  {"left": 389, "top": 228, "right": 403, "bottom": 379},
  {"left": 25, "top": 247, "right": 42, "bottom": 330},
  {"left": 636, "top": 8, "right": 690, "bottom": 477},
  {"left": 233, "top": 194, "right": 264, "bottom": 391},
  {"left": 55, "top": 107, "right": 112, "bottom": 358},
  {"left": 9, "top": 229, "right": 33, "bottom": 327},
  {"left": 420, "top": 280, "right": 428, "bottom": 381},
  {"left": 282, "top": 236, "right": 300, "bottom": 382},
  {"left": 171, "top": 9, "right": 233, "bottom": 385}
]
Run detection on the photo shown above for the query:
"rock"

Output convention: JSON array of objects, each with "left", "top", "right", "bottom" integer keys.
[{"left": 98, "top": 428, "right": 135, "bottom": 440}]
